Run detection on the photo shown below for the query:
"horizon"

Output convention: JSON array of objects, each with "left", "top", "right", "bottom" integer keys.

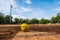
[{"left": 0, "top": 0, "right": 60, "bottom": 19}]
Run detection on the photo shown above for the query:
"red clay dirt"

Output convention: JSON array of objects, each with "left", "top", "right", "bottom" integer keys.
[
  {"left": 13, "top": 31, "right": 60, "bottom": 40},
  {"left": 0, "top": 24, "right": 60, "bottom": 40}
]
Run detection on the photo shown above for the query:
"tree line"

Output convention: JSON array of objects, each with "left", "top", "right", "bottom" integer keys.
[{"left": 0, "top": 12, "right": 60, "bottom": 24}]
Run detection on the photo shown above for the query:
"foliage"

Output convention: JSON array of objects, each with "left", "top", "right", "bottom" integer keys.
[
  {"left": 19, "top": 18, "right": 23, "bottom": 24},
  {"left": 14, "top": 18, "right": 19, "bottom": 24},
  {"left": 0, "top": 12, "right": 60, "bottom": 24},
  {"left": 0, "top": 13, "right": 5, "bottom": 24},
  {"left": 50, "top": 17, "right": 57, "bottom": 23},
  {"left": 39, "top": 18, "right": 49, "bottom": 24},
  {"left": 56, "top": 13, "right": 60, "bottom": 23},
  {"left": 50, "top": 13, "right": 60, "bottom": 24},
  {"left": 23, "top": 19, "right": 30, "bottom": 24},
  {"left": 30, "top": 18, "right": 39, "bottom": 24},
  {"left": 5, "top": 15, "right": 12, "bottom": 24}
]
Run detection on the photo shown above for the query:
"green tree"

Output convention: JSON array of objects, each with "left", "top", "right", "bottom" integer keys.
[
  {"left": 19, "top": 18, "right": 23, "bottom": 24},
  {"left": 45, "top": 19, "right": 50, "bottom": 24},
  {"left": 14, "top": 18, "right": 19, "bottom": 24},
  {"left": 56, "top": 12, "right": 60, "bottom": 23},
  {"left": 39, "top": 18, "right": 49, "bottom": 24},
  {"left": 30, "top": 18, "right": 39, "bottom": 24},
  {"left": 0, "top": 13, "right": 5, "bottom": 24},
  {"left": 5, "top": 15, "right": 12, "bottom": 24},
  {"left": 24, "top": 19, "right": 30, "bottom": 24},
  {"left": 50, "top": 13, "right": 60, "bottom": 24},
  {"left": 50, "top": 17, "right": 57, "bottom": 24}
]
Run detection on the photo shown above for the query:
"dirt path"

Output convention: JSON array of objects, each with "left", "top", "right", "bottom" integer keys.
[{"left": 13, "top": 32, "right": 60, "bottom": 40}]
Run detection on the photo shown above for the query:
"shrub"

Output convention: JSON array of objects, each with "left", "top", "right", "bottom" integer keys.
[{"left": 20, "top": 23, "right": 29, "bottom": 32}]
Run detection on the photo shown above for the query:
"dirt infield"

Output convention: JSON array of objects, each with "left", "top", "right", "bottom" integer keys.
[{"left": 0, "top": 24, "right": 60, "bottom": 40}]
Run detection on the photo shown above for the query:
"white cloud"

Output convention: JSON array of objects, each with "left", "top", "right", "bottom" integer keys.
[
  {"left": 57, "top": 1, "right": 60, "bottom": 4},
  {"left": 12, "top": 6, "right": 31, "bottom": 19},
  {"left": 25, "top": 0, "right": 31, "bottom": 4},
  {"left": 45, "top": 7, "right": 60, "bottom": 19},
  {"left": 20, "top": 6, "right": 31, "bottom": 12},
  {"left": 26, "top": 8, "right": 47, "bottom": 19},
  {"left": 12, "top": 14, "right": 26, "bottom": 18},
  {"left": 0, "top": 0, "right": 17, "bottom": 15},
  {"left": 12, "top": 14, "right": 27, "bottom": 21},
  {"left": 0, "top": 0, "right": 56, "bottom": 20},
  {"left": 0, "top": 0, "right": 32, "bottom": 19},
  {"left": 51, "top": 7, "right": 60, "bottom": 12},
  {"left": 55, "top": 7, "right": 60, "bottom": 11}
]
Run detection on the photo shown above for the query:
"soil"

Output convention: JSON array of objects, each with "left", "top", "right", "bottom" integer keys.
[
  {"left": 0, "top": 24, "right": 60, "bottom": 40},
  {"left": 12, "top": 31, "right": 60, "bottom": 40}
]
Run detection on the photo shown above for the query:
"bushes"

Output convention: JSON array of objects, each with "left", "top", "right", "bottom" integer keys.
[{"left": 20, "top": 23, "right": 30, "bottom": 32}]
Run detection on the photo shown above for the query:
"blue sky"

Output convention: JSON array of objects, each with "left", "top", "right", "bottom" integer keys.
[{"left": 0, "top": 0, "right": 60, "bottom": 19}]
